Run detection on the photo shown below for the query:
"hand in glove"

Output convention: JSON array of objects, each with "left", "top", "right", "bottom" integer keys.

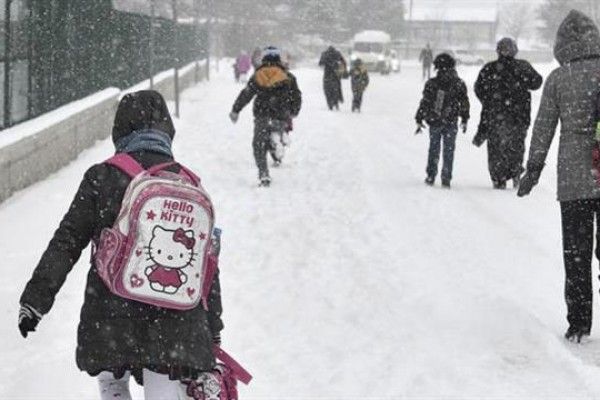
[
  {"left": 415, "top": 122, "right": 426, "bottom": 135},
  {"left": 472, "top": 135, "right": 485, "bottom": 148},
  {"left": 229, "top": 111, "right": 239, "bottom": 123},
  {"left": 18, "top": 304, "right": 42, "bottom": 338},
  {"left": 517, "top": 165, "right": 544, "bottom": 197}
]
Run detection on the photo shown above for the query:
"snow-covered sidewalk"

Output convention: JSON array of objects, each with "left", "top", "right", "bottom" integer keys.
[{"left": 3, "top": 61, "right": 600, "bottom": 399}]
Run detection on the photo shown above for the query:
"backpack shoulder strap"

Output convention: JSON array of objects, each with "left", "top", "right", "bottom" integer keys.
[
  {"left": 213, "top": 345, "right": 253, "bottom": 384},
  {"left": 105, "top": 153, "right": 145, "bottom": 178}
]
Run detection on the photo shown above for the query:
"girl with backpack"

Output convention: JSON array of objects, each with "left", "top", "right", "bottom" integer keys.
[{"left": 18, "top": 91, "right": 225, "bottom": 399}]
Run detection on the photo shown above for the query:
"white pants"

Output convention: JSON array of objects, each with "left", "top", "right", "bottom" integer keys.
[{"left": 98, "top": 369, "right": 190, "bottom": 400}]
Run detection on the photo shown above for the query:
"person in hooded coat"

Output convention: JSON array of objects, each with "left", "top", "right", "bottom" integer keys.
[
  {"left": 518, "top": 10, "right": 600, "bottom": 343},
  {"left": 319, "top": 46, "right": 347, "bottom": 110},
  {"left": 235, "top": 51, "right": 252, "bottom": 83},
  {"left": 230, "top": 47, "right": 302, "bottom": 187},
  {"left": 18, "top": 90, "right": 223, "bottom": 398},
  {"left": 474, "top": 38, "right": 543, "bottom": 189},
  {"left": 416, "top": 53, "right": 470, "bottom": 188}
]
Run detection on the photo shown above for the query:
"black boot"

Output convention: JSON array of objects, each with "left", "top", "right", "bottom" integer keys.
[
  {"left": 441, "top": 179, "right": 451, "bottom": 189},
  {"left": 259, "top": 175, "right": 271, "bottom": 188},
  {"left": 565, "top": 326, "right": 590, "bottom": 343},
  {"left": 425, "top": 176, "right": 435, "bottom": 186},
  {"left": 493, "top": 180, "right": 507, "bottom": 190}
]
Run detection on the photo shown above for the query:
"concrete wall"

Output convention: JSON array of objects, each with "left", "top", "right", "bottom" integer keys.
[{"left": 0, "top": 62, "right": 207, "bottom": 204}]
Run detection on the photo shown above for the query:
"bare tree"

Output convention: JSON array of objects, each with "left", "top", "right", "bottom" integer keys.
[{"left": 499, "top": 3, "right": 535, "bottom": 42}]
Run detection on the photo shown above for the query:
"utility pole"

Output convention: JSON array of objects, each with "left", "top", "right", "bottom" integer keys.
[
  {"left": 172, "top": 0, "right": 180, "bottom": 118},
  {"left": 194, "top": 0, "right": 200, "bottom": 83},
  {"left": 406, "top": 0, "right": 414, "bottom": 59},
  {"left": 206, "top": 0, "right": 213, "bottom": 80},
  {"left": 149, "top": 0, "right": 156, "bottom": 89},
  {"left": 4, "top": 0, "right": 12, "bottom": 127}
]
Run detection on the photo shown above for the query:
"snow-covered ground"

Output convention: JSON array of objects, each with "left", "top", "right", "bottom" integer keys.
[{"left": 4, "top": 60, "right": 600, "bottom": 399}]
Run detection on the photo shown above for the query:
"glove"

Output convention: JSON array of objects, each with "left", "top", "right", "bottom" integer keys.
[
  {"left": 18, "top": 304, "right": 42, "bottom": 338},
  {"left": 472, "top": 135, "right": 485, "bottom": 147},
  {"left": 229, "top": 111, "right": 239, "bottom": 123},
  {"left": 517, "top": 164, "right": 544, "bottom": 197},
  {"left": 460, "top": 121, "right": 468, "bottom": 134},
  {"left": 415, "top": 122, "right": 426, "bottom": 135}
]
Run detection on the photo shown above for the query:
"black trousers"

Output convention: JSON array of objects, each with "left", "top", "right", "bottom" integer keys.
[
  {"left": 352, "top": 90, "right": 364, "bottom": 111},
  {"left": 253, "top": 118, "right": 285, "bottom": 179},
  {"left": 426, "top": 124, "right": 458, "bottom": 182},
  {"left": 560, "top": 199, "right": 600, "bottom": 332}
]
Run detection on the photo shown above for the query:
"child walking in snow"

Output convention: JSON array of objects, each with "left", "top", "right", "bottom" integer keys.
[
  {"left": 18, "top": 90, "right": 224, "bottom": 399},
  {"left": 415, "top": 53, "right": 470, "bottom": 188},
  {"left": 229, "top": 46, "right": 302, "bottom": 187},
  {"left": 350, "top": 58, "right": 369, "bottom": 112}
]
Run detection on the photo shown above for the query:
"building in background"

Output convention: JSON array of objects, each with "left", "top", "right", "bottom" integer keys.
[{"left": 405, "top": 3, "right": 498, "bottom": 53}]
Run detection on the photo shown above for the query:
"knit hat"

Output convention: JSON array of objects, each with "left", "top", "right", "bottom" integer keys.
[
  {"left": 433, "top": 53, "right": 456, "bottom": 70},
  {"left": 262, "top": 46, "right": 282, "bottom": 63},
  {"left": 497, "top": 37, "right": 519, "bottom": 58},
  {"left": 111, "top": 90, "right": 175, "bottom": 144}
]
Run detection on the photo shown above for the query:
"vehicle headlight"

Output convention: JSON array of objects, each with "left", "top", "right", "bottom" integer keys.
[
  {"left": 378, "top": 54, "right": 385, "bottom": 61},
  {"left": 350, "top": 54, "right": 358, "bottom": 61}
]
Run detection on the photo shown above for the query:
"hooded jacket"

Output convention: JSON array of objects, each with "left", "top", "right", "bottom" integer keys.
[
  {"left": 416, "top": 68, "right": 470, "bottom": 127},
  {"left": 20, "top": 91, "right": 223, "bottom": 382},
  {"left": 232, "top": 61, "right": 302, "bottom": 121},
  {"left": 526, "top": 10, "right": 600, "bottom": 201}
]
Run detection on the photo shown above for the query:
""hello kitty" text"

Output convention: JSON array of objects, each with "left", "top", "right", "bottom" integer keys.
[{"left": 161, "top": 200, "right": 195, "bottom": 227}]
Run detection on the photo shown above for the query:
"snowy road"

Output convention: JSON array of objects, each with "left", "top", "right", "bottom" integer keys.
[{"left": 3, "top": 61, "right": 600, "bottom": 399}]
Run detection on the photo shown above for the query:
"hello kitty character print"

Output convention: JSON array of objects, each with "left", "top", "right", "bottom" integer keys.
[
  {"left": 94, "top": 153, "right": 216, "bottom": 310},
  {"left": 145, "top": 226, "right": 196, "bottom": 294}
]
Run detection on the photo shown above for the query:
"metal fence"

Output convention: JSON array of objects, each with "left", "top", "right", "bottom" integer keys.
[{"left": 1, "top": 0, "right": 207, "bottom": 129}]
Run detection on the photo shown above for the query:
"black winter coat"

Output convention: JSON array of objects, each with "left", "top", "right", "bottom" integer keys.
[
  {"left": 20, "top": 150, "right": 223, "bottom": 383},
  {"left": 415, "top": 69, "right": 470, "bottom": 127},
  {"left": 319, "top": 47, "right": 347, "bottom": 106},
  {"left": 474, "top": 56, "right": 542, "bottom": 142},
  {"left": 232, "top": 62, "right": 302, "bottom": 121}
]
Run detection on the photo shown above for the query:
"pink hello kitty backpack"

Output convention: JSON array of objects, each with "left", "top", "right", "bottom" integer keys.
[{"left": 93, "top": 153, "right": 217, "bottom": 310}]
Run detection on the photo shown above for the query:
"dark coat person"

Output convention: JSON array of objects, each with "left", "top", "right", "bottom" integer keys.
[
  {"left": 474, "top": 38, "right": 543, "bottom": 189},
  {"left": 517, "top": 10, "right": 600, "bottom": 343},
  {"left": 350, "top": 59, "right": 370, "bottom": 112},
  {"left": 416, "top": 53, "right": 470, "bottom": 188},
  {"left": 18, "top": 90, "right": 223, "bottom": 384},
  {"left": 230, "top": 47, "right": 302, "bottom": 186},
  {"left": 419, "top": 43, "right": 434, "bottom": 80},
  {"left": 319, "top": 46, "right": 347, "bottom": 110}
]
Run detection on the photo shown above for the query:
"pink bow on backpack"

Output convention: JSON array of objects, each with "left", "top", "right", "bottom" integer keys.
[{"left": 173, "top": 228, "right": 196, "bottom": 250}]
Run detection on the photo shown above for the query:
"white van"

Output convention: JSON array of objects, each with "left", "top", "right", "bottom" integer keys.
[{"left": 350, "top": 30, "right": 392, "bottom": 74}]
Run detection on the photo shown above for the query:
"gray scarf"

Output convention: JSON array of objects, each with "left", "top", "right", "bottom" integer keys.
[{"left": 115, "top": 129, "right": 173, "bottom": 157}]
